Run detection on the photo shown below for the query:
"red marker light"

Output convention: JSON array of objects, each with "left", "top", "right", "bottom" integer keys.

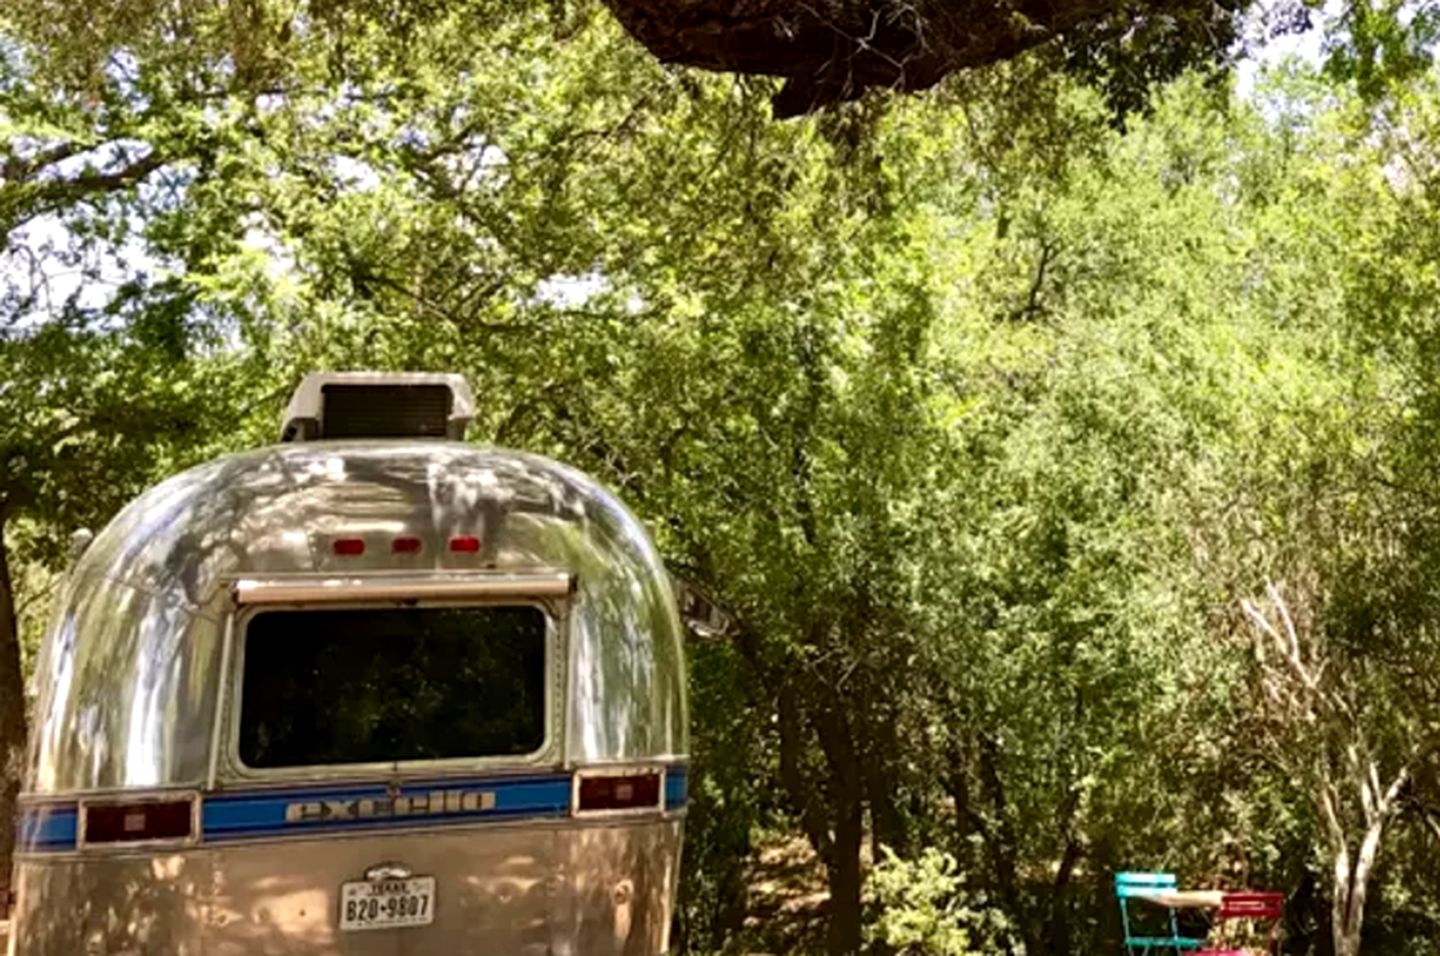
[
  {"left": 83, "top": 799, "right": 193, "bottom": 845},
  {"left": 576, "top": 772, "right": 662, "bottom": 813},
  {"left": 332, "top": 538, "right": 366, "bottom": 556},
  {"left": 449, "top": 535, "right": 481, "bottom": 553},
  {"left": 392, "top": 536, "right": 422, "bottom": 554}
]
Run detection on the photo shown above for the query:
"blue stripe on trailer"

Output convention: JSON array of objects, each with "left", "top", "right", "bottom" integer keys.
[
  {"left": 665, "top": 766, "right": 688, "bottom": 810},
  {"left": 203, "top": 773, "right": 574, "bottom": 842},
  {"left": 16, "top": 762, "right": 689, "bottom": 852},
  {"left": 203, "top": 803, "right": 574, "bottom": 843},
  {"left": 16, "top": 804, "right": 78, "bottom": 851}
]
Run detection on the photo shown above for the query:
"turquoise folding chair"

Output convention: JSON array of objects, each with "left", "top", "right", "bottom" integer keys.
[{"left": 1116, "top": 872, "right": 1203, "bottom": 954}]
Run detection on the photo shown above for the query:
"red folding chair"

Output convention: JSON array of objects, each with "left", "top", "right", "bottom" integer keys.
[{"left": 1196, "top": 892, "right": 1283, "bottom": 956}]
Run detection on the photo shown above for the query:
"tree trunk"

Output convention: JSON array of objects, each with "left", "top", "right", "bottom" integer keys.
[
  {"left": 815, "top": 691, "right": 865, "bottom": 956},
  {"left": 977, "top": 733, "right": 1034, "bottom": 956},
  {"left": 1331, "top": 820, "right": 1385, "bottom": 956},
  {"left": 827, "top": 784, "right": 864, "bottom": 956},
  {"left": 1041, "top": 764, "right": 1084, "bottom": 956},
  {"left": 1045, "top": 834, "right": 1082, "bottom": 956},
  {"left": 752, "top": 622, "right": 869, "bottom": 956},
  {"left": 0, "top": 515, "right": 27, "bottom": 913},
  {"left": 1321, "top": 766, "right": 1408, "bottom": 956},
  {"left": 776, "top": 682, "right": 833, "bottom": 859},
  {"left": 864, "top": 708, "right": 907, "bottom": 860}
]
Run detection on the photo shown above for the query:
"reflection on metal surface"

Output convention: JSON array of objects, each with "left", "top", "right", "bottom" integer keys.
[
  {"left": 10, "top": 854, "right": 205, "bottom": 955},
  {"left": 191, "top": 820, "right": 679, "bottom": 956},
  {"left": 360, "top": 862, "right": 413, "bottom": 882},
  {"left": 66, "top": 528, "right": 93, "bottom": 567},
  {"left": 16, "top": 431, "right": 689, "bottom": 955},
  {"left": 233, "top": 572, "right": 573, "bottom": 605},
  {"left": 27, "top": 578, "right": 222, "bottom": 794},
  {"left": 26, "top": 442, "right": 687, "bottom": 793}
]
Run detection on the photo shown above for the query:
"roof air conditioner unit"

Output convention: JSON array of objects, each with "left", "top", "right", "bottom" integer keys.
[{"left": 279, "top": 372, "right": 475, "bottom": 442}]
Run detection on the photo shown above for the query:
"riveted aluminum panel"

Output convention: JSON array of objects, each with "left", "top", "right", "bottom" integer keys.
[
  {"left": 16, "top": 440, "right": 688, "bottom": 955},
  {"left": 25, "top": 442, "right": 687, "bottom": 796},
  {"left": 11, "top": 820, "right": 681, "bottom": 956}
]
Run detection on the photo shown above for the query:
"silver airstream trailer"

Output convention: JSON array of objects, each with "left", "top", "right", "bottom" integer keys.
[{"left": 10, "top": 372, "right": 688, "bottom": 956}]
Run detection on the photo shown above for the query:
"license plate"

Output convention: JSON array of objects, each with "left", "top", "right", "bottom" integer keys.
[{"left": 339, "top": 876, "right": 436, "bottom": 931}]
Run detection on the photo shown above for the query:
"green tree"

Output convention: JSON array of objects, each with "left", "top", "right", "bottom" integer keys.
[
  {"left": 0, "top": 316, "right": 231, "bottom": 903},
  {"left": 6, "top": 2, "right": 1440, "bottom": 953}
]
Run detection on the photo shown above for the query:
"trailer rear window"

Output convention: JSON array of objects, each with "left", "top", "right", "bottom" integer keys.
[{"left": 239, "top": 605, "right": 547, "bottom": 768}]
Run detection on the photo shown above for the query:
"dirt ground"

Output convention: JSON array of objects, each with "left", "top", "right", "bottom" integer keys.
[{"left": 738, "top": 833, "right": 832, "bottom": 953}]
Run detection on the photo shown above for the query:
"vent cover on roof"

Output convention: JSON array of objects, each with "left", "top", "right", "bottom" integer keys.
[{"left": 280, "top": 372, "right": 475, "bottom": 442}]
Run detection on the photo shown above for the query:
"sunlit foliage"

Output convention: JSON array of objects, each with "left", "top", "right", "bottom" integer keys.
[{"left": 4, "top": 3, "right": 1440, "bottom": 954}]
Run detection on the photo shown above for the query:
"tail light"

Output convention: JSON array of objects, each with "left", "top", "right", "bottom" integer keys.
[
  {"left": 574, "top": 770, "right": 663, "bottom": 814},
  {"left": 81, "top": 797, "right": 194, "bottom": 846},
  {"left": 332, "top": 537, "right": 366, "bottom": 556},
  {"left": 449, "top": 535, "right": 481, "bottom": 553}
]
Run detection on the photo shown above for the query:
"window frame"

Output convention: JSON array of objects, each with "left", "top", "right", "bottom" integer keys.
[{"left": 223, "top": 593, "right": 565, "bottom": 782}]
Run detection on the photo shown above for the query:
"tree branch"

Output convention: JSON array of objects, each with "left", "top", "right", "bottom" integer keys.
[
  {"left": 2, "top": 151, "right": 169, "bottom": 236},
  {"left": 600, "top": 0, "right": 1225, "bottom": 116}
]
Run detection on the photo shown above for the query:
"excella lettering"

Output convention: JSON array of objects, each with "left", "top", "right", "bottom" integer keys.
[{"left": 285, "top": 790, "right": 497, "bottom": 823}]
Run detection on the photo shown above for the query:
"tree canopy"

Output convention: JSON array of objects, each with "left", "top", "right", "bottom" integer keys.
[
  {"left": 600, "top": 0, "right": 1254, "bottom": 116},
  {"left": 4, "top": 2, "right": 1440, "bottom": 954}
]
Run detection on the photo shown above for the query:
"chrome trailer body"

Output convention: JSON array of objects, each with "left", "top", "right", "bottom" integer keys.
[{"left": 11, "top": 430, "right": 688, "bottom": 955}]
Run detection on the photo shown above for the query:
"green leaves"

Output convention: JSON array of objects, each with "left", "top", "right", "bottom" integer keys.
[
  {"left": 5, "top": 3, "right": 1440, "bottom": 952},
  {"left": 866, "top": 847, "right": 1012, "bottom": 956},
  {"left": 1325, "top": 0, "right": 1440, "bottom": 101}
]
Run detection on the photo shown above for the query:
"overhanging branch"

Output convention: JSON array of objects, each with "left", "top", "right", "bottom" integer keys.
[{"left": 599, "top": 0, "right": 1230, "bottom": 116}]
